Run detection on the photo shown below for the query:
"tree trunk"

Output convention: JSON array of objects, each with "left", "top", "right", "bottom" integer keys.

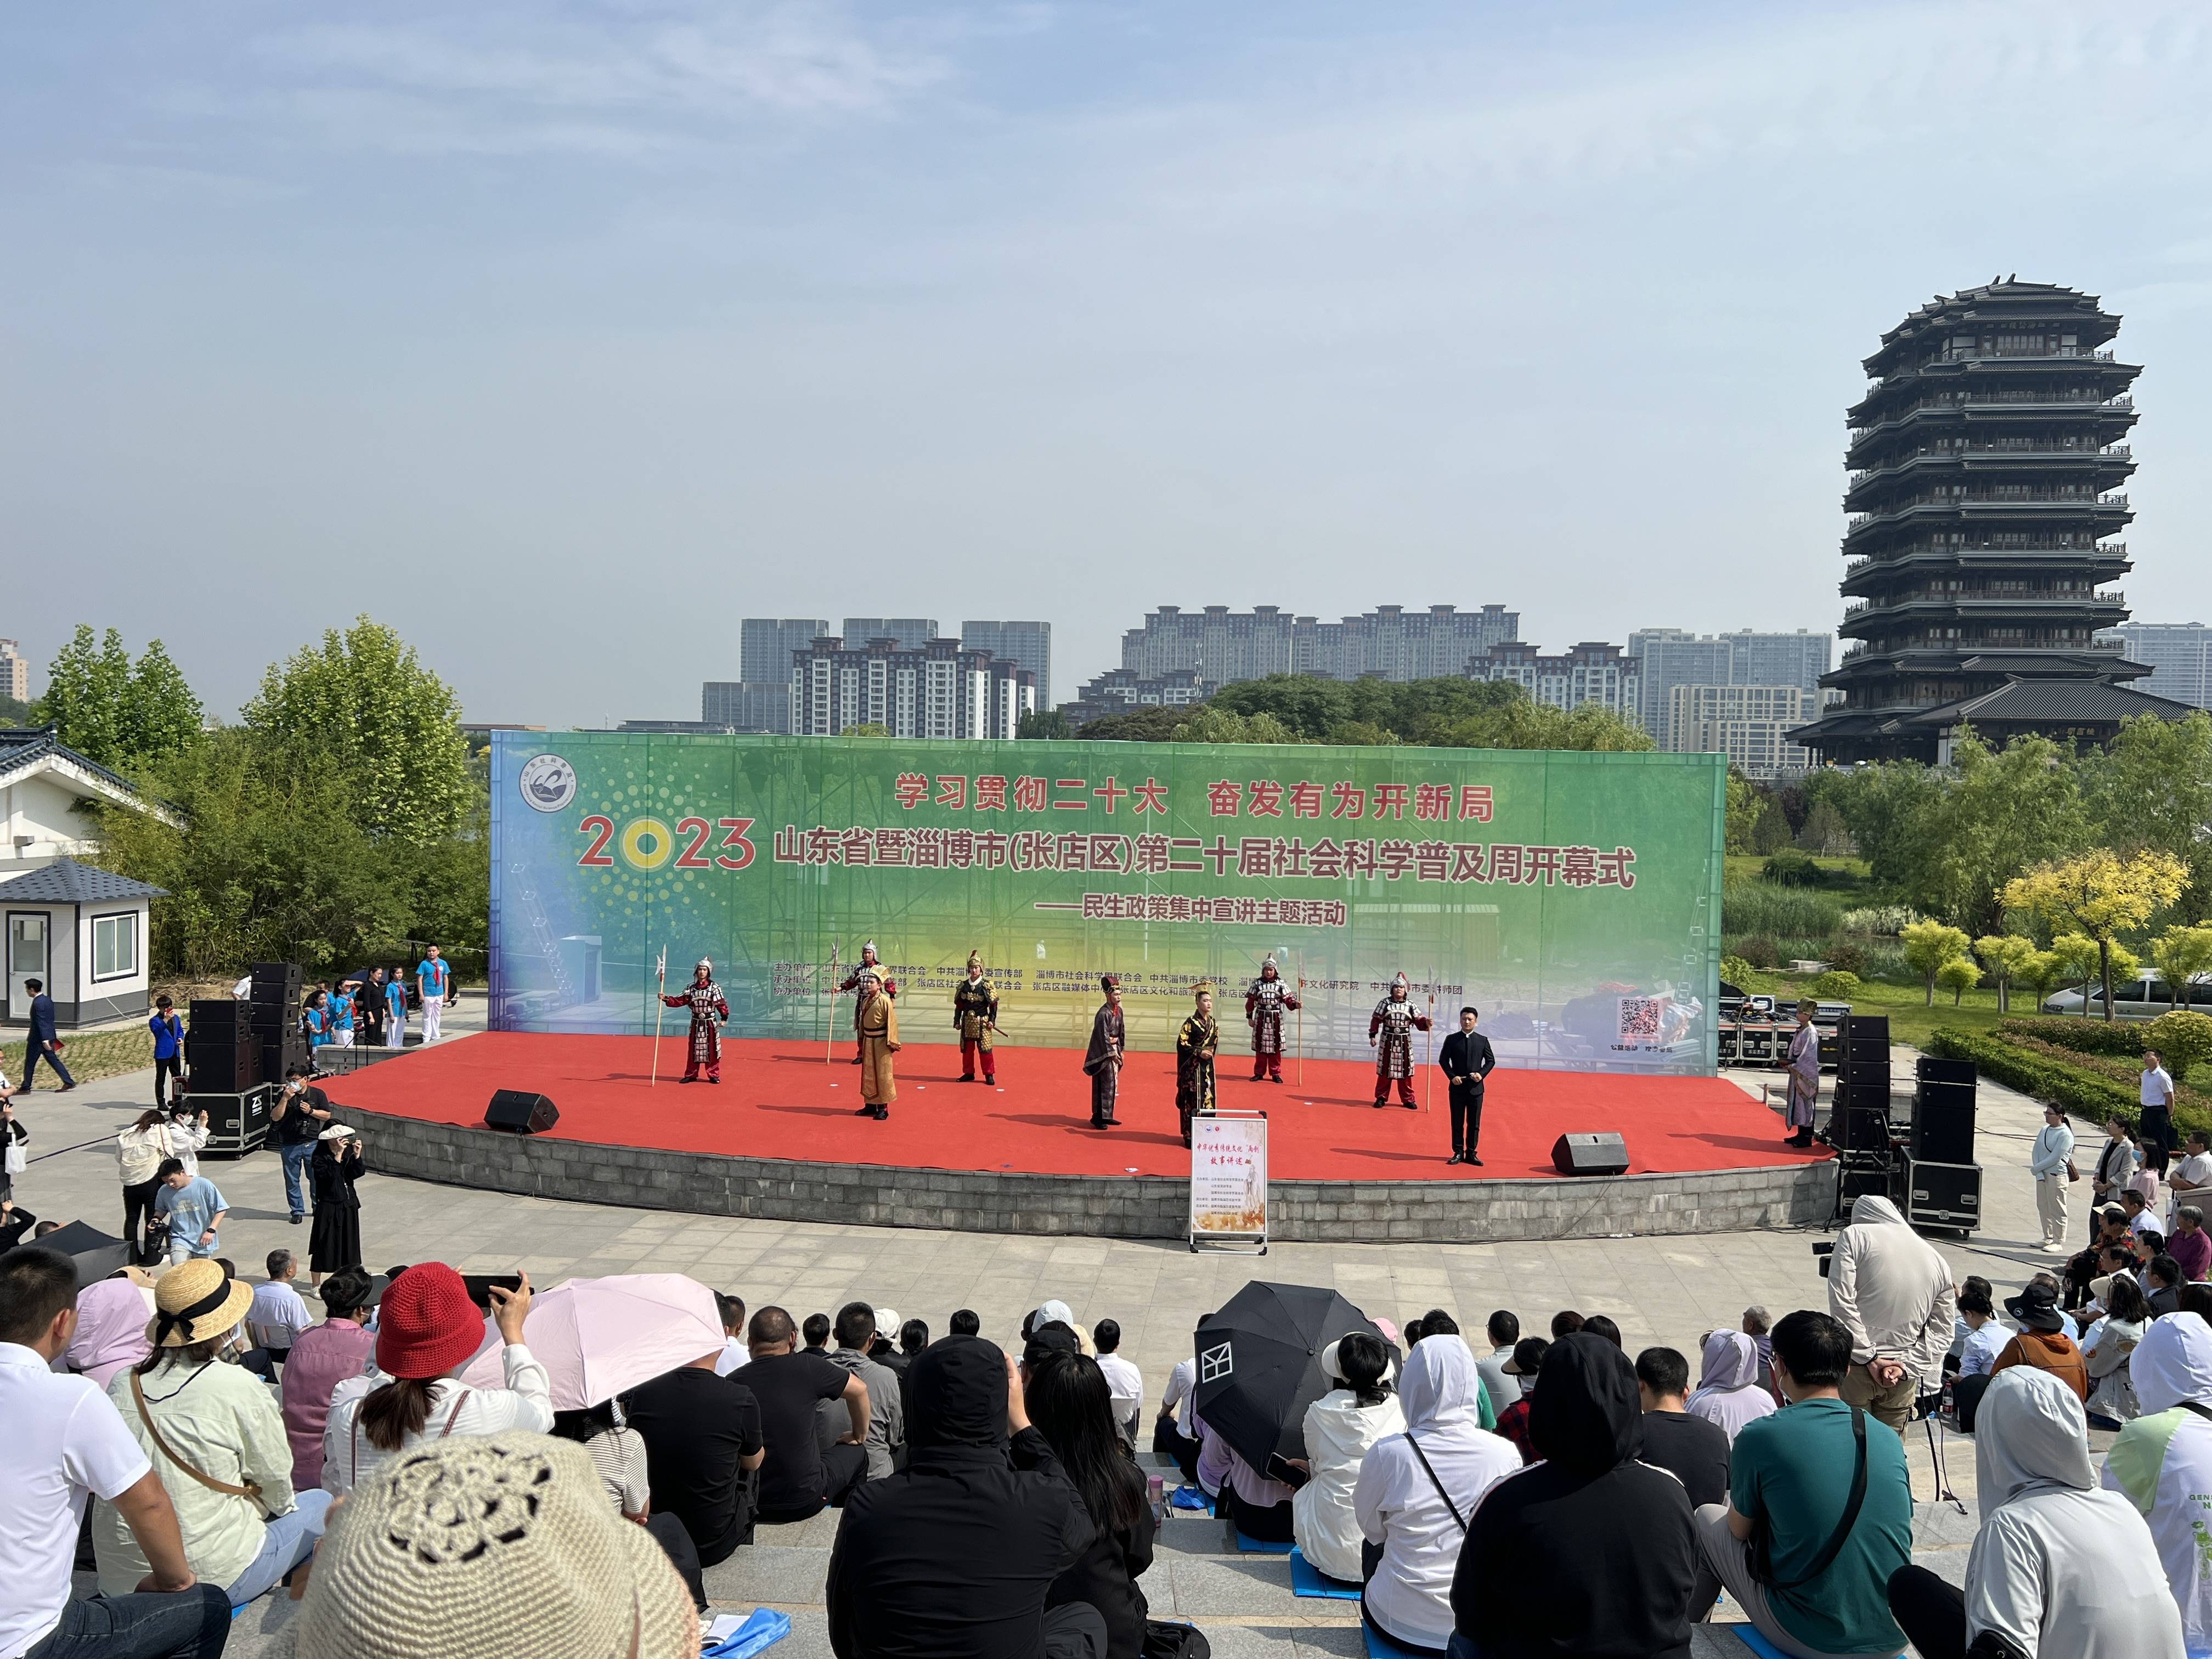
[
  {"left": 1924, "top": 973, "right": 1935, "bottom": 1007},
  {"left": 2100, "top": 940, "right": 2114, "bottom": 1022}
]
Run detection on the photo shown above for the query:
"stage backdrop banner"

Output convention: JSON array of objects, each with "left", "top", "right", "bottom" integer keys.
[{"left": 489, "top": 732, "right": 1726, "bottom": 1074}]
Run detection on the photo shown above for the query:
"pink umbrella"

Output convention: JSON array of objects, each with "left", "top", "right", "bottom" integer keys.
[{"left": 458, "top": 1273, "right": 723, "bottom": 1408}]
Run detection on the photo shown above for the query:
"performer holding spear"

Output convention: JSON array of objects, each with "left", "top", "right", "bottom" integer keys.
[
  {"left": 658, "top": 957, "right": 730, "bottom": 1085},
  {"left": 824, "top": 942, "right": 838, "bottom": 1067},
  {"left": 650, "top": 946, "right": 667, "bottom": 1087}
]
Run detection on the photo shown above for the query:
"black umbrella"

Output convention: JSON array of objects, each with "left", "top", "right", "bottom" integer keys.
[
  {"left": 39, "top": 1221, "right": 132, "bottom": 1286},
  {"left": 1192, "top": 1282, "right": 1395, "bottom": 1476}
]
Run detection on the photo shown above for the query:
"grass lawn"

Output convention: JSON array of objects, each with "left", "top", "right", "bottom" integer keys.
[
  {"left": 1737, "top": 970, "right": 2028, "bottom": 1050},
  {"left": 1723, "top": 853, "right": 1875, "bottom": 889}
]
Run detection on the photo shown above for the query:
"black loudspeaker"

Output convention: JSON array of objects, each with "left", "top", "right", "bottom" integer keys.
[
  {"left": 1916, "top": 1056, "right": 1977, "bottom": 1087},
  {"left": 485, "top": 1090, "right": 559, "bottom": 1135},
  {"left": 1914, "top": 1080, "right": 1978, "bottom": 1164},
  {"left": 183, "top": 1037, "right": 259, "bottom": 1092},
  {"left": 1551, "top": 1132, "right": 1630, "bottom": 1176},
  {"left": 249, "top": 963, "right": 304, "bottom": 1005},
  {"left": 1836, "top": 1106, "right": 1891, "bottom": 1155}
]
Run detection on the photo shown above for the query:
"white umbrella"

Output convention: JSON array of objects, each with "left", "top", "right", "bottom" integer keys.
[{"left": 458, "top": 1273, "right": 723, "bottom": 1409}]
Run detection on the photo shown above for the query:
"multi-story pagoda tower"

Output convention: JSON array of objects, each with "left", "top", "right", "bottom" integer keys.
[{"left": 1793, "top": 280, "right": 2188, "bottom": 763}]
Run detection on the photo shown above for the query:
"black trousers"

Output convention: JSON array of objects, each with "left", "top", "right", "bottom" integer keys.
[
  {"left": 154, "top": 1055, "right": 183, "bottom": 1108},
  {"left": 1450, "top": 1083, "right": 1485, "bottom": 1155},
  {"left": 1888, "top": 1564, "right": 1967, "bottom": 1659},
  {"left": 121, "top": 1178, "right": 162, "bottom": 1260},
  {"left": 2144, "top": 1111, "right": 2175, "bottom": 1177},
  {"left": 755, "top": 1442, "right": 868, "bottom": 1526},
  {"left": 644, "top": 1511, "right": 707, "bottom": 1610},
  {"left": 1041, "top": 1603, "right": 1108, "bottom": 1659},
  {"left": 1222, "top": 1483, "right": 1294, "bottom": 1542}
]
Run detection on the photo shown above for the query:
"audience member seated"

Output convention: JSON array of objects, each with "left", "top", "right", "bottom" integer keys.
[
  {"left": 733, "top": 1304, "right": 869, "bottom": 1525},
  {"left": 1550, "top": 1310, "right": 1585, "bottom": 1340},
  {"left": 1292, "top": 1332, "right": 1404, "bottom": 1583},
  {"left": 1405, "top": 1307, "right": 1496, "bottom": 1429},
  {"left": 323, "top": 1263, "right": 552, "bottom": 1496},
  {"left": 805, "top": 1311, "right": 833, "bottom": 1352},
  {"left": 869, "top": 1307, "right": 905, "bottom": 1371},
  {"left": 1493, "top": 1337, "right": 1546, "bottom": 1463},
  {"left": 2149, "top": 1253, "right": 2187, "bottom": 1318},
  {"left": 94, "top": 1259, "right": 332, "bottom": 1607},
  {"left": 1354, "top": 1333, "right": 1519, "bottom": 1657},
  {"left": 2085, "top": 1272, "right": 2149, "bottom": 1430},
  {"left": 949, "top": 1308, "right": 981, "bottom": 1336},
  {"left": 1581, "top": 1313, "right": 1623, "bottom": 1348},
  {"left": 1954, "top": 1289, "right": 2006, "bottom": 1378},
  {"left": 1888, "top": 1367, "right": 2183, "bottom": 1659},
  {"left": 551, "top": 1396, "right": 707, "bottom": 1611},
  {"left": 826, "top": 1302, "right": 905, "bottom": 1480},
  {"left": 826, "top": 1335, "right": 1105, "bottom": 1659},
  {"left": 281, "top": 1265, "right": 378, "bottom": 1488},
  {"left": 1693, "top": 1309, "right": 1914, "bottom": 1659},
  {"left": 1026, "top": 1351, "right": 1154, "bottom": 1659},
  {"left": 295, "top": 1432, "right": 698, "bottom": 1659},
  {"left": 2180, "top": 1282, "right": 2212, "bottom": 1323},
  {"left": 1635, "top": 1345, "right": 1731, "bottom": 1510},
  {"left": 246, "top": 1249, "right": 312, "bottom": 1366},
  {"left": 1458, "top": 1333, "right": 1699, "bottom": 1659},
  {"left": 1994, "top": 1280, "right": 2089, "bottom": 1402},
  {"left": 1195, "top": 1407, "right": 1296, "bottom": 1541},
  {"left": 1742, "top": 1305, "right": 1775, "bottom": 1397},
  {"left": 1686, "top": 1329, "right": 1775, "bottom": 1444},
  {"left": 1475, "top": 1310, "right": 1520, "bottom": 1419},
  {"left": 898, "top": 1317, "right": 929, "bottom": 1439},
  {"left": 2173, "top": 1206, "right": 2212, "bottom": 1283},
  {"left": 1827, "top": 1193, "right": 1957, "bottom": 1433},
  {"left": 2103, "top": 1311, "right": 2212, "bottom": 1654},
  {"left": 65, "top": 1272, "right": 155, "bottom": 1388},
  {"left": 2067, "top": 1206, "right": 2131, "bottom": 1308},
  {"left": 1, "top": 1245, "right": 233, "bottom": 1659},
  {"left": 713, "top": 1291, "right": 747, "bottom": 1376},
  {"left": 1091, "top": 1318, "right": 1143, "bottom": 1445},
  {"left": 1154, "top": 1337, "right": 1202, "bottom": 1483},
  {"left": 625, "top": 1326, "right": 765, "bottom": 1568}
]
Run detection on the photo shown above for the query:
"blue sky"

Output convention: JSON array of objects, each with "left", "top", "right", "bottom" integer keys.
[{"left": 5, "top": 2, "right": 2211, "bottom": 725}]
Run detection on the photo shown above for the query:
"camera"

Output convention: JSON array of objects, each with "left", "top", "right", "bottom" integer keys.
[{"left": 1813, "top": 1241, "right": 1835, "bottom": 1279}]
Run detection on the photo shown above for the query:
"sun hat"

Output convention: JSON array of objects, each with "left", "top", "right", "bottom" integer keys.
[
  {"left": 873, "top": 1307, "right": 901, "bottom": 1338},
  {"left": 2004, "top": 1280, "right": 2067, "bottom": 1334},
  {"left": 375, "top": 1262, "right": 489, "bottom": 1380},
  {"left": 147, "top": 1259, "right": 256, "bottom": 1348},
  {"left": 1321, "top": 1336, "right": 1396, "bottom": 1386},
  {"left": 1502, "top": 1335, "right": 1551, "bottom": 1378},
  {"left": 296, "top": 1432, "right": 696, "bottom": 1659},
  {"left": 319, "top": 1122, "right": 358, "bottom": 1142}
]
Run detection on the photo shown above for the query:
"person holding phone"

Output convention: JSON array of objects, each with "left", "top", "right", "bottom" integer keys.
[{"left": 308, "top": 1125, "right": 365, "bottom": 1285}]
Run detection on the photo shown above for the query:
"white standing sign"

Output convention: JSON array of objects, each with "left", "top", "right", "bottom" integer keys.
[{"left": 1189, "top": 1112, "right": 1268, "bottom": 1253}]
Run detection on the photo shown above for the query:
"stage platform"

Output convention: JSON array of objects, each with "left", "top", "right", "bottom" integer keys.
[{"left": 326, "top": 1033, "right": 1837, "bottom": 1243}]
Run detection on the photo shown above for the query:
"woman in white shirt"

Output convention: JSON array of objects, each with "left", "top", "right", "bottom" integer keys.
[
  {"left": 1291, "top": 1333, "right": 1404, "bottom": 1584},
  {"left": 1355, "top": 1336, "right": 1519, "bottom": 1656},
  {"left": 322, "top": 1263, "right": 551, "bottom": 1496},
  {"left": 114, "top": 1110, "right": 178, "bottom": 1265},
  {"left": 2085, "top": 1273, "right": 2150, "bottom": 1429}
]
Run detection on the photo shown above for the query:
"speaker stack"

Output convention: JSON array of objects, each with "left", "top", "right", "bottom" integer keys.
[
  {"left": 1824, "top": 1012, "right": 1895, "bottom": 1212},
  {"left": 184, "top": 1000, "right": 264, "bottom": 1092},
  {"left": 247, "top": 963, "right": 309, "bottom": 1084},
  {"left": 1900, "top": 1054, "right": 1982, "bottom": 1232}
]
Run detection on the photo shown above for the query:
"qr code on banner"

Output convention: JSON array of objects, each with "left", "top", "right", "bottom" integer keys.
[{"left": 1617, "top": 996, "right": 1663, "bottom": 1040}]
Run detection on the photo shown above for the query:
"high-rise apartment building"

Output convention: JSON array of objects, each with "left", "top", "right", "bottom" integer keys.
[
  {"left": 1629, "top": 628, "right": 1832, "bottom": 749},
  {"left": 1060, "top": 668, "right": 1214, "bottom": 727},
  {"left": 1119, "top": 603, "right": 1519, "bottom": 689},
  {"left": 788, "top": 635, "right": 1032, "bottom": 741},
  {"left": 841, "top": 618, "right": 939, "bottom": 652},
  {"left": 2095, "top": 623, "right": 2212, "bottom": 711},
  {"left": 1668, "top": 685, "right": 1815, "bottom": 779},
  {"left": 960, "top": 620, "right": 1053, "bottom": 708},
  {"left": 0, "top": 638, "right": 27, "bottom": 704},
  {"left": 739, "top": 618, "right": 831, "bottom": 684},
  {"left": 700, "top": 681, "right": 791, "bottom": 733},
  {"left": 1470, "top": 641, "right": 1640, "bottom": 718}
]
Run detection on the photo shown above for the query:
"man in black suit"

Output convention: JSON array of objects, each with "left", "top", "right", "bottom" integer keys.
[
  {"left": 21, "top": 979, "right": 75, "bottom": 1092},
  {"left": 1437, "top": 1005, "right": 1495, "bottom": 1166}
]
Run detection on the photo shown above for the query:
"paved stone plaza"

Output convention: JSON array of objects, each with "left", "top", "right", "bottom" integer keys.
[{"left": 11, "top": 1014, "right": 2069, "bottom": 1656}]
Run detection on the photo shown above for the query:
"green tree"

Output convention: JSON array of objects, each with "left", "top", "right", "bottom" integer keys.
[
  {"left": 2015, "top": 949, "right": 2065, "bottom": 1014},
  {"left": 1936, "top": 955, "right": 1982, "bottom": 1006},
  {"left": 1017, "top": 708, "right": 1073, "bottom": 740},
  {"left": 40, "top": 625, "right": 133, "bottom": 766},
  {"left": 1076, "top": 704, "right": 1201, "bottom": 742},
  {"left": 121, "top": 639, "right": 204, "bottom": 762},
  {"left": 2050, "top": 933, "right": 2101, "bottom": 1014},
  {"left": 2147, "top": 1011, "right": 2212, "bottom": 1082},
  {"left": 242, "top": 617, "right": 471, "bottom": 842},
  {"left": 2081, "top": 712, "right": 2212, "bottom": 924},
  {"left": 1750, "top": 795, "right": 1791, "bottom": 855},
  {"left": 2004, "top": 849, "right": 2190, "bottom": 1021},
  {"left": 1900, "top": 918, "right": 1973, "bottom": 1006},
  {"left": 1917, "top": 732, "right": 2088, "bottom": 936},
  {"left": 1814, "top": 760, "right": 1943, "bottom": 894},
  {"left": 1974, "top": 934, "right": 2042, "bottom": 1015},
  {"left": 1169, "top": 705, "right": 1301, "bottom": 745},
  {"left": 1795, "top": 798, "right": 1852, "bottom": 856},
  {"left": 2149, "top": 924, "right": 2212, "bottom": 1009},
  {"left": 1725, "top": 770, "right": 1760, "bottom": 855}
]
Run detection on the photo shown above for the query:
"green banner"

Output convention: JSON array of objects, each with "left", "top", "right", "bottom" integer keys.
[{"left": 490, "top": 733, "right": 1725, "bottom": 1074}]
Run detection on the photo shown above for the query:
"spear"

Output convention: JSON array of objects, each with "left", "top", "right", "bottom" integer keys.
[
  {"left": 649, "top": 945, "right": 667, "bottom": 1088},
  {"left": 1295, "top": 963, "right": 1306, "bottom": 1088},
  {"left": 1422, "top": 991, "right": 1436, "bottom": 1111},
  {"left": 825, "top": 941, "right": 839, "bottom": 1067}
]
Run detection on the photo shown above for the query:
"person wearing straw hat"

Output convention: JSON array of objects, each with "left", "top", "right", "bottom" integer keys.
[
  {"left": 296, "top": 1431, "right": 698, "bottom": 1659},
  {"left": 308, "top": 1122, "right": 365, "bottom": 1285},
  {"left": 93, "top": 1259, "right": 333, "bottom": 1606}
]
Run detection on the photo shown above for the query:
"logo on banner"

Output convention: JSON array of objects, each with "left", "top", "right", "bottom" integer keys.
[
  {"left": 517, "top": 753, "right": 578, "bottom": 813},
  {"left": 1199, "top": 1341, "right": 1234, "bottom": 1383}
]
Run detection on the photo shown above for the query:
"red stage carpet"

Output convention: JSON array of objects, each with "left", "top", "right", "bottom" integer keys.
[{"left": 328, "top": 1033, "right": 1827, "bottom": 1183}]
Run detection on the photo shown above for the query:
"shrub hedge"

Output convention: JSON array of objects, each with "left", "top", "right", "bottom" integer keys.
[
  {"left": 2000, "top": 1012, "right": 2212, "bottom": 1081},
  {"left": 1926, "top": 1026, "right": 2212, "bottom": 1138}
]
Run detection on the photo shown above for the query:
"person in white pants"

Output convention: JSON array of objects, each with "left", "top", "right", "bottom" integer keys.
[
  {"left": 416, "top": 945, "right": 450, "bottom": 1043},
  {"left": 386, "top": 972, "right": 408, "bottom": 1049},
  {"left": 2033, "top": 1104, "right": 2076, "bottom": 1252}
]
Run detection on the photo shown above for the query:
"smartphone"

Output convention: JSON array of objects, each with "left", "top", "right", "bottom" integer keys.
[
  {"left": 461, "top": 1273, "right": 523, "bottom": 1308},
  {"left": 1263, "top": 1453, "right": 1310, "bottom": 1489}
]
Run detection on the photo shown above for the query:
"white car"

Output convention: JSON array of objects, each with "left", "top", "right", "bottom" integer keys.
[{"left": 2041, "top": 974, "right": 2210, "bottom": 1021}]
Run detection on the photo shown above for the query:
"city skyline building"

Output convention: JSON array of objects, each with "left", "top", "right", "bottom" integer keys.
[
  {"left": 1059, "top": 667, "right": 1214, "bottom": 727},
  {"left": 0, "top": 638, "right": 27, "bottom": 704},
  {"left": 1469, "top": 640, "right": 1641, "bottom": 718},
  {"left": 841, "top": 618, "right": 940, "bottom": 652},
  {"left": 701, "top": 680, "right": 791, "bottom": 733},
  {"left": 1668, "top": 684, "right": 1815, "bottom": 779},
  {"left": 788, "top": 634, "right": 1034, "bottom": 741},
  {"left": 2095, "top": 622, "right": 2212, "bottom": 711},
  {"left": 1794, "top": 279, "right": 2190, "bottom": 763},
  {"left": 959, "top": 620, "right": 1053, "bottom": 708},
  {"left": 1118, "top": 603, "right": 1520, "bottom": 689},
  {"left": 1629, "top": 628, "right": 1831, "bottom": 749},
  {"left": 739, "top": 618, "right": 831, "bottom": 684}
]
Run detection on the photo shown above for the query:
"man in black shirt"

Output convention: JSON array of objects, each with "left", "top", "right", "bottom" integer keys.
[
  {"left": 735, "top": 1305, "right": 870, "bottom": 1525},
  {"left": 270, "top": 1065, "right": 332, "bottom": 1224},
  {"left": 626, "top": 1347, "right": 766, "bottom": 1566},
  {"left": 1437, "top": 1005, "right": 1497, "bottom": 1166},
  {"left": 1633, "top": 1346, "right": 1730, "bottom": 1509}
]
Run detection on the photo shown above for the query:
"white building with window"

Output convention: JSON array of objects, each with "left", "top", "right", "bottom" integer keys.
[
  {"left": 788, "top": 635, "right": 1034, "bottom": 740},
  {"left": 0, "top": 857, "right": 166, "bottom": 1030},
  {"left": 1668, "top": 684, "right": 1816, "bottom": 779}
]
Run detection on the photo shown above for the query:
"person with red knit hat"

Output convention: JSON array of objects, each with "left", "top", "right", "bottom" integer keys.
[{"left": 320, "top": 1263, "right": 552, "bottom": 1497}]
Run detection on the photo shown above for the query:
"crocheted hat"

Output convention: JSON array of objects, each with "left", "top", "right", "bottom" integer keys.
[
  {"left": 296, "top": 1434, "right": 696, "bottom": 1659},
  {"left": 374, "top": 1262, "right": 487, "bottom": 1380}
]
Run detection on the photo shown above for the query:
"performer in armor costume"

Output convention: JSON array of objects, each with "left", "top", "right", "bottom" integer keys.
[
  {"left": 659, "top": 960, "right": 730, "bottom": 1084},
  {"left": 953, "top": 951, "right": 998, "bottom": 1084},
  {"left": 1368, "top": 972, "right": 1431, "bottom": 1108},
  {"left": 852, "top": 968, "right": 900, "bottom": 1120},
  {"left": 1176, "top": 983, "right": 1219, "bottom": 1148},
  {"left": 837, "top": 941, "right": 897, "bottom": 1065},
  {"left": 1243, "top": 955, "right": 1300, "bottom": 1082},
  {"left": 1082, "top": 975, "right": 1125, "bottom": 1130}
]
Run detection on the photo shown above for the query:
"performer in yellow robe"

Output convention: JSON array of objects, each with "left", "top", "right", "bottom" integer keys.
[{"left": 854, "top": 969, "right": 900, "bottom": 1120}]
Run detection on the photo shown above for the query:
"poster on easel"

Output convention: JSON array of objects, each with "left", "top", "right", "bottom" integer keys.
[{"left": 1190, "top": 1113, "right": 1268, "bottom": 1252}]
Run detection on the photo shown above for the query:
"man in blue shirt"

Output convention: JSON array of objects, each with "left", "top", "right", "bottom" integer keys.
[
  {"left": 384, "top": 970, "right": 409, "bottom": 1048},
  {"left": 152, "top": 1158, "right": 228, "bottom": 1263},
  {"left": 20, "top": 978, "right": 75, "bottom": 1092},
  {"left": 148, "top": 994, "right": 185, "bottom": 1110},
  {"left": 416, "top": 945, "right": 451, "bottom": 1043}
]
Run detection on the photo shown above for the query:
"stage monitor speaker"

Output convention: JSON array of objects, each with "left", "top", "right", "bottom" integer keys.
[
  {"left": 1551, "top": 1132, "right": 1629, "bottom": 1177},
  {"left": 485, "top": 1090, "right": 559, "bottom": 1135},
  {"left": 184, "top": 1038, "right": 258, "bottom": 1092},
  {"left": 1916, "top": 1056, "right": 1977, "bottom": 1087}
]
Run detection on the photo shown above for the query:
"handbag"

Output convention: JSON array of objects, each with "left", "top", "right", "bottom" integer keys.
[
  {"left": 1141, "top": 1621, "right": 1211, "bottom": 1659},
  {"left": 3, "top": 1129, "right": 25, "bottom": 1176},
  {"left": 2066, "top": 1160, "right": 2081, "bottom": 1184},
  {"left": 131, "top": 1372, "right": 269, "bottom": 1517},
  {"left": 1751, "top": 1405, "right": 1867, "bottom": 1590}
]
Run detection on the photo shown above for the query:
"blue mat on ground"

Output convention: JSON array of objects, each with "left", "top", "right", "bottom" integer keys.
[
  {"left": 1290, "top": 1547, "right": 1363, "bottom": 1599},
  {"left": 1363, "top": 1624, "right": 1428, "bottom": 1659},
  {"left": 1236, "top": 1530, "right": 1294, "bottom": 1554},
  {"left": 1168, "top": 1485, "right": 1212, "bottom": 1514},
  {"left": 703, "top": 1608, "right": 791, "bottom": 1658},
  {"left": 1726, "top": 1627, "right": 1899, "bottom": 1659}
]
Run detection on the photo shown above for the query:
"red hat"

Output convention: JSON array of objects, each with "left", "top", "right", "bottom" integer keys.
[{"left": 375, "top": 1262, "right": 487, "bottom": 1380}]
